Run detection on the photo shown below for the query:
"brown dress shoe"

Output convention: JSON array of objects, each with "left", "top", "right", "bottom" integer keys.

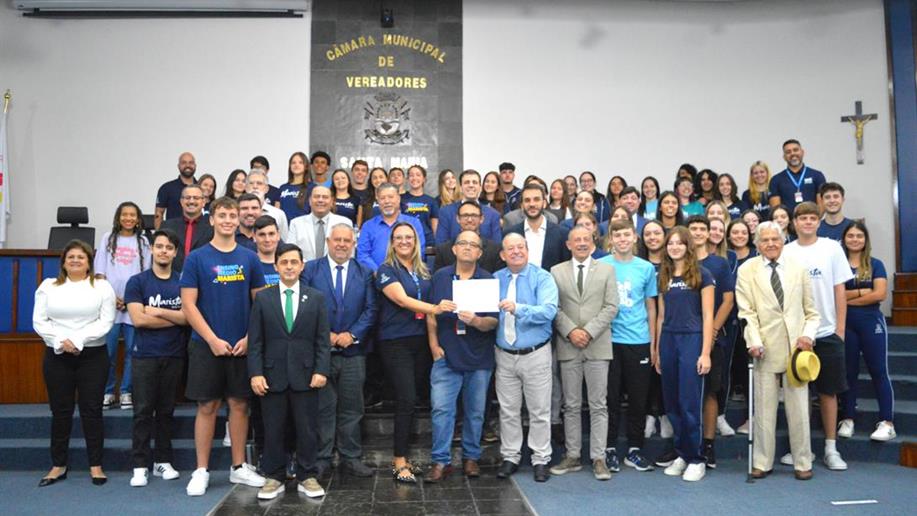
[
  {"left": 424, "top": 463, "right": 453, "bottom": 483},
  {"left": 463, "top": 459, "right": 480, "bottom": 478},
  {"left": 794, "top": 469, "right": 813, "bottom": 481},
  {"left": 751, "top": 468, "right": 771, "bottom": 479}
]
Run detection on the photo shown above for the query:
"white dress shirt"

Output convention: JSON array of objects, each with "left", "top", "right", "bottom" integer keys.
[
  {"left": 278, "top": 279, "right": 301, "bottom": 317},
  {"left": 33, "top": 277, "right": 117, "bottom": 353},
  {"left": 524, "top": 215, "right": 547, "bottom": 269},
  {"left": 571, "top": 255, "right": 592, "bottom": 289},
  {"left": 327, "top": 255, "right": 349, "bottom": 293},
  {"left": 262, "top": 203, "right": 290, "bottom": 241}
]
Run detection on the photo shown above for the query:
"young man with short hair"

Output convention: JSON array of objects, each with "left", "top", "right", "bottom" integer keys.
[
  {"left": 350, "top": 160, "right": 372, "bottom": 207},
  {"left": 125, "top": 229, "right": 188, "bottom": 487},
  {"left": 686, "top": 215, "right": 736, "bottom": 468},
  {"left": 499, "top": 162, "right": 521, "bottom": 212},
  {"left": 598, "top": 220, "right": 658, "bottom": 472},
  {"left": 785, "top": 201, "right": 854, "bottom": 471},
  {"left": 180, "top": 196, "right": 267, "bottom": 496},
  {"left": 816, "top": 183, "right": 852, "bottom": 242},
  {"left": 311, "top": 151, "right": 332, "bottom": 187},
  {"left": 253, "top": 216, "right": 281, "bottom": 288}
]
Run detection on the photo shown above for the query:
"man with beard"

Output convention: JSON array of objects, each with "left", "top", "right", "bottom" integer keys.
[
  {"left": 235, "top": 194, "right": 262, "bottom": 252},
  {"left": 288, "top": 186, "right": 353, "bottom": 262},
  {"left": 356, "top": 183, "right": 425, "bottom": 271},
  {"left": 769, "top": 139, "right": 827, "bottom": 213},
  {"left": 155, "top": 152, "right": 197, "bottom": 228}
]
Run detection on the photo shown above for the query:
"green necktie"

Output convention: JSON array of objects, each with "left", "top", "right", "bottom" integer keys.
[{"left": 284, "top": 289, "right": 294, "bottom": 332}]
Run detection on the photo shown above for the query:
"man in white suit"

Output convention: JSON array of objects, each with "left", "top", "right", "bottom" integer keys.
[
  {"left": 548, "top": 226, "right": 619, "bottom": 481},
  {"left": 736, "top": 221, "right": 820, "bottom": 480},
  {"left": 288, "top": 186, "right": 353, "bottom": 261}
]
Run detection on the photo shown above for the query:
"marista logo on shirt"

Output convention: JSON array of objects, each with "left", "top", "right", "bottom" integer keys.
[
  {"left": 808, "top": 267, "right": 823, "bottom": 280},
  {"left": 280, "top": 189, "right": 300, "bottom": 199},
  {"left": 148, "top": 294, "right": 181, "bottom": 309},
  {"left": 212, "top": 264, "right": 247, "bottom": 284},
  {"left": 404, "top": 202, "right": 430, "bottom": 215},
  {"left": 668, "top": 279, "right": 689, "bottom": 290}
]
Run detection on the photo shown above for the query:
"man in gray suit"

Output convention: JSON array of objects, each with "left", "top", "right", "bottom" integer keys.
[
  {"left": 548, "top": 226, "right": 619, "bottom": 480},
  {"left": 248, "top": 243, "right": 331, "bottom": 500}
]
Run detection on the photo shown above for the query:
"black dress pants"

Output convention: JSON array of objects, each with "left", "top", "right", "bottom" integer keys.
[
  {"left": 378, "top": 335, "right": 429, "bottom": 457},
  {"left": 131, "top": 356, "right": 184, "bottom": 468},
  {"left": 261, "top": 388, "right": 319, "bottom": 481},
  {"left": 43, "top": 346, "right": 109, "bottom": 467}
]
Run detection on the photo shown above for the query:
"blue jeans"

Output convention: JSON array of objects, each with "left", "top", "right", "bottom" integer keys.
[
  {"left": 104, "top": 323, "right": 135, "bottom": 395},
  {"left": 430, "top": 359, "right": 492, "bottom": 465}
]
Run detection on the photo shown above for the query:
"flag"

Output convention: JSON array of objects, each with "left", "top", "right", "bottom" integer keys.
[{"left": 0, "top": 100, "right": 8, "bottom": 248}]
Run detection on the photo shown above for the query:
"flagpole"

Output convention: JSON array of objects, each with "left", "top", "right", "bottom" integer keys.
[{"left": 3, "top": 90, "right": 10, "bottom": 114}]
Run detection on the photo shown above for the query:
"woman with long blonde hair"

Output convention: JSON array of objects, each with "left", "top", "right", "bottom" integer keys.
[{"left": 741, "top": 161, "right": 772, "bottom": 220}]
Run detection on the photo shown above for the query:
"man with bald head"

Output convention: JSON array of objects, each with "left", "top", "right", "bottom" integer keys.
[
  {"left": 493, "top": 233, "right": 558, "bottom": 483},
  {"left": 155, "top": 152, "right": 197, "bottom": 228},
  {"left": 288, "top": 185, "right": 353, "bottom": 262}
]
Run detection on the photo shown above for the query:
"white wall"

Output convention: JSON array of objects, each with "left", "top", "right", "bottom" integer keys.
[
  {"left": 0, "top": 7, "right": 311, "bottom": 248},
  {"left": 463, "top": 0, "right": 895, "bottom": 278}
]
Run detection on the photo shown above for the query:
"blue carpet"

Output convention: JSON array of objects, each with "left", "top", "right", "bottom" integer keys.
[
  {"left": 514, "top": 461, "right": 917, "bottom": 516},
  {"left": 0, "top": 470, "right": 233, "bottom": 516}
]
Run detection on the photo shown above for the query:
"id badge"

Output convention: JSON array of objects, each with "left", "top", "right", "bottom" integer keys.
[
  {"left": 456, "top": 321, "right": 466, "bottom": 335},
  {"left": 794, "top": 191, "right": 803, "bottom": 203},
  {"left": 415, "top": 312, "right": 425, "bottom": 320}
]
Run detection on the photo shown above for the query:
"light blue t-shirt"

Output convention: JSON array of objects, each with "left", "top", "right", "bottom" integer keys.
[{"left": 599, "top": 254, "right": 657, "bottom": 344}]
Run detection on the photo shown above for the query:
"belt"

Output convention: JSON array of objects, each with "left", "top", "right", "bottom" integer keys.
[{"left": 498, "top": 340, "right": 549, "bottom": 356}]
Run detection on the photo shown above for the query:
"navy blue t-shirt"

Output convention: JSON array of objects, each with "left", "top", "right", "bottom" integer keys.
[
  {"left": 725, "top": 201, "right": 746, "bottom": 220},
  {"left": 845, "top": 257, "right": 887, "bottom": 314},
  {"left": 334, "top": 196, "right": 360, "bottom": 226},
  {"left": 278, "top": 182, "right": 310, "bottom": 222},
  {"left": 700, "top": 255, "right": 735, "bottom": 315},
  {"left": 769, "top": 166, "right": 826, "bottom": 212},
  {"left": 375, "top": 262, "right": 431, "bottom": 341},
  {"left": 156, "top": 176, "right": 195, "bottom": 221},
  {"left": 402, "top": 193, "right": 439, "bottom": 245},
  {"left": 817, "top": 217, "right": 852, "bottom": 242},
  {"left": 429, "top": 266, "right": 496, "bottom": 372},
  {"left": 662, "top": 267, "right": 715, "bottom": 333},
  {"left": 179, "top": 243, "right": 265, "bottom": 344},
  {"left": 235, "top": 232, "right": 258, "bottom": 252},
  {"left": 124, "top": 269, "right": 186, "bottom": 358},
  {"left": 261, "top": 261, "right": 280, "bottom": 288},
  {"left": 741, "top": 189, "right": 772, "bottom": 221},
  {"left": 266, "top": 184, "right": 281, "bottom": 207}
]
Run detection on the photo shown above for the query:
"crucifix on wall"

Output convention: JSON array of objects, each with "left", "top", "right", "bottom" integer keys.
[{"left": 840, "top": 100, "right": 878, "bottom": 165}]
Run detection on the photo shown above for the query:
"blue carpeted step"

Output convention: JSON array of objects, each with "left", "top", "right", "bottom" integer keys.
[
  {"left": 0, "top": 438, "right": 231, "bottom": 471},
  {"left": 888, "top": 327, "right": 917, "bottom": 352},
  {"left": 877, "top": 351, "right": 917, "bottom": 376},
  {"left": 858, "top": 373, "right": 917, "bottom": 401}
]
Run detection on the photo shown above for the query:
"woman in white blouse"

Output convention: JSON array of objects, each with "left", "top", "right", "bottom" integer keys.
[{"left": 33, "top": 240, "right": 116, "bottom": 487}]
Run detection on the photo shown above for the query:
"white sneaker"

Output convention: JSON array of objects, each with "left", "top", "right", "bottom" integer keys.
[
  {"left": 230, "top": 463, "right": 266, "bottom": 487},
  {"left": 716, "top": 415, "right": 736, "bottom": 437},
  {"left": 663, "top": 457, "right": 687, "bottom": 476},
  {"left": 257, "top": 478, "right": 286, "bottom": 500},
  {"left": 660, "top": 415, "right": 674, "bottom": 439},
  {"left": 837, "top": 419, "right": 854, "bottom": 439},
  {"left": 779, "top": 452, "right": 793, "bottom": 466},
  {"left": 823, "top": 451, "right": 848, "bottom": 471},
  {"left": 297, "top": 477, "right": 325, "bottom": 498},
  {"left": 736, "top": 421, "right": 749, "bottom": 435},
  {"left": 682, "top": 462, "right": 706, "bottom": 482},
  {"left": 186, "top": 468, "right": 209, "bottom": 496},
  {"left": 644, "top": 416, "right": 657, "bottom": 439},
  {"left": 153, "top": 462, "right": 180, "bottom": 480},
  {"left": 130, "top": 467, "right": 148, "bottom": 487},
  {"left": 222, "top": 421, "right": 231, "bottom": 447},
  {"left": 120, "top": 393, "right": 133, "bottom": 410},
  {"left": 870, "top": 421, "right": 897, "bottom": 442},
  {"left": 102, "top": 394, "right": 116, "bottom": 410}
]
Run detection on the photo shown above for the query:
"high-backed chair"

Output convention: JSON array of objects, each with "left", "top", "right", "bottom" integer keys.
[
  {"left": 48, "top": 207, "right": 95, "bottom": 250},
  {"left": 141, "top": 214, "right": 155, "bottom": 243}
]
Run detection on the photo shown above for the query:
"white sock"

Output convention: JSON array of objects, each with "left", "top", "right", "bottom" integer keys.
[{"left": 825, "top": 439, "right": 837, "bottom": 454}]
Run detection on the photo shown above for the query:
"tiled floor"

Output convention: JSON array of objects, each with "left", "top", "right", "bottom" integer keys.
[{"left": 210, "top": 467, "right": 534, "bottom": 515}]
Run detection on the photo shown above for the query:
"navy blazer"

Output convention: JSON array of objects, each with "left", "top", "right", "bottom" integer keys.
[
  {"left": 504, "top": 220, "right": 571, "bottom": 272},
  {"left": 248, "top": 281, "right": 330, "bottom": 392},
  {"left": 302, "top": 257, "right": 378, "bottom": 356}
]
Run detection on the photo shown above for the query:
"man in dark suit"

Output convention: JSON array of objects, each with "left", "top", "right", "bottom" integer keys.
[
  {"left": 159, "top": 184, "right": 213, "bottom": 272},
  {"left": 504, "top": 183, "right": 571, "bottom": 272},
  {"left": 434, "top": 200, "right": 505, "bottom": 273},
  {"left": 302, "top": 223, "right": 378, "bottom": 477},
  {"left": 248, "top": 243, "right": 330, "bottom": 500}
]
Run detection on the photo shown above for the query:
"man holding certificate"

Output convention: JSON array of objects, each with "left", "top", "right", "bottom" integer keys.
[
  {"left": 493, "top": 233, "right": 559, "bottom": 483},
  {"left": 425, "top": 230, "right": 499, "bottom": 482}
]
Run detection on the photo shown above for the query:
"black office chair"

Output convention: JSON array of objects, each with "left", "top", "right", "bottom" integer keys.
[
  {"left": 141, "top": 214, "right": 155, "bottom": 243},
  {"left": 48, "top": 207, "right": 96, "bottom": 250}
]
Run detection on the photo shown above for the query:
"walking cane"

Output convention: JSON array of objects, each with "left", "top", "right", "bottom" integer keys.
[{"left": 746, "top": 354, "right": 755, "bottom": 483}]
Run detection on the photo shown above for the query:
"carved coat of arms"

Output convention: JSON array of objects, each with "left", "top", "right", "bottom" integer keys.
[{"left": 364, "top": 92, "right": 411, "bottom": 145}]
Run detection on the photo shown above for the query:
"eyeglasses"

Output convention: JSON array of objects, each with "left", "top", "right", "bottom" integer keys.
[
  {"left": 458, "top": 213, "right": 481, "bottom": 219},
  {"left": 182, "top": 195, "right": 204, "bottom": 201},
  {"left": 454, "top": 240, "right": 482, "bottom": 249}
]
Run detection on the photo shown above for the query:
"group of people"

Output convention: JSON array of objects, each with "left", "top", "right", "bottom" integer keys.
[{"left": 30, "top": 138, "right": 896, "bottom": 501}]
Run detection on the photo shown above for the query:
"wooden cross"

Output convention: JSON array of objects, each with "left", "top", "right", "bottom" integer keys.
[{"left": 840, "top": 101, "right": 878, "bottom": 165}]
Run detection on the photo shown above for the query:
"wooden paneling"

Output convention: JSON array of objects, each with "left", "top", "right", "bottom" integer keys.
[
  {"left": 0, "top": 338, "right": 48, "bottom": 403},
  {"left": 892, "top": 308, "right": 917, "bottom": 326},
  {"left": 895, "top": 273, "right": 917, "bottom": 290},
  {"left": 901, "top": 442, "right": 917, "bottom": 468}
]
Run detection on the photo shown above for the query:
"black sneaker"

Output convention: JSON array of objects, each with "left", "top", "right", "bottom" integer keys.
[
  {"left": 703, "top": 442, "right": 717, "bottom": 469},
  {"left": 654, "top": 449, "right": 678, "bottom": 468},
  {"left": 603, "top": 448, "right": 621, "bottom": 472}
]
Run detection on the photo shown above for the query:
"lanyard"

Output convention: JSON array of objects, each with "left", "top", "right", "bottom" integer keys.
[
  {"left": 408, "top": 270, "right": 421, "bottom": 300},
  {"left": 787, "top": 165, "right": 808, "bottom": 192},
  {"left": 454, "top": 273, "right": 466, "bottom": 335}
]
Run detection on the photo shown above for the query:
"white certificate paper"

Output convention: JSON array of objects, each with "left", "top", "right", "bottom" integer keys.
[{"left": 452, "top": 278, "right": 500, "bottom": 313}]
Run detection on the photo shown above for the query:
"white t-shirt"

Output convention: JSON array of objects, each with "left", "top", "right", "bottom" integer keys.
[{"left": 785, "top": 237, "right": 854, "bottom": 338}]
